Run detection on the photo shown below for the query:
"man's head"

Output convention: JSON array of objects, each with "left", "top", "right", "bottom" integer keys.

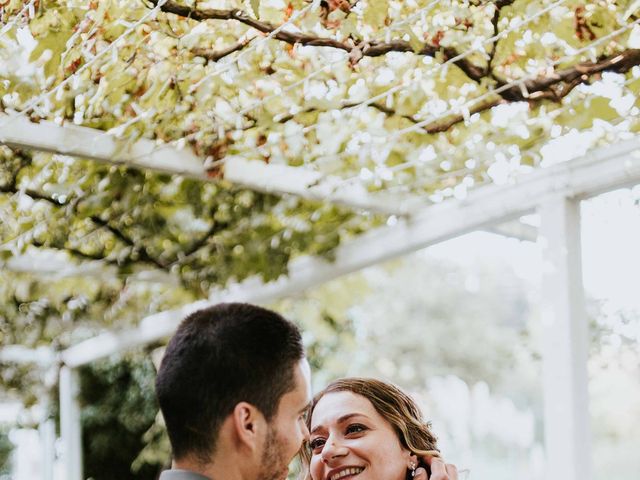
[{"left": 155, "top": 302, "right": 311, "bottom": 476}]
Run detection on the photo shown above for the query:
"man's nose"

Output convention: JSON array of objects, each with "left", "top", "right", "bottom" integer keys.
[
  {"left": 301, "top": 421, "right": 310, "bottom": 442},
  {"left": 321, "top": 438, "right": 348, "bottom": 463}
]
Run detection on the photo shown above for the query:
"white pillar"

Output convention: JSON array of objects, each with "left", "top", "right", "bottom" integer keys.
[
  {"left": 41, "top": 364, "right": 59, "bottom": 480},
  {"left": 538, "top": 195, "right": 591, "bottom": 480},
  {"left": 59, "top": 366, "right": 82, "bottom": 480},
  {"left": 39, "top": 417, "right": 56, "bottom": 480}
]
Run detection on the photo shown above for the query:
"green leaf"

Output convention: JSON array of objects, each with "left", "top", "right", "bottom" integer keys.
[
  {"left": 363, "top": 0, "right": 389, "bottom": 27},
  {"left": 405, "top": 26, "right": 424, "bottom": 53},
  {"left": 250, "top": 0, "right": 260, "bottom": 18}
]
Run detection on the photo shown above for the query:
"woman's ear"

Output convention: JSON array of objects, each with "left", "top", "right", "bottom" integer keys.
[
  {"left": 231, "top": 402, "right": 265, "bottom": 451},
  {"left": 406, "top": 453, "right": 419, "bottom": 480}
]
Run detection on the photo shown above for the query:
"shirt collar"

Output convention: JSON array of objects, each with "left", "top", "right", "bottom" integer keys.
[{"left": 159, "top": 469, "right": 212, "bottom": 480}]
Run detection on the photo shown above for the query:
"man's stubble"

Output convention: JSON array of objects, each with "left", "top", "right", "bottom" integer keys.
[{"left": 259, "top": 424, "right": 293, "bottom": 480}]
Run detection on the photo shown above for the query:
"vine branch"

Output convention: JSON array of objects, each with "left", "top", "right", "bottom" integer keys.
[
  {"left": 192, "top": 36, "right": 256, "bottom": 63},
  {"left": 149, "top": 0, "right": 487, "bottom": 81}
]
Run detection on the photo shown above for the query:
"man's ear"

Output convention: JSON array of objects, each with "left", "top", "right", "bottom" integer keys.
[{"left": 231, "top": 402, "right": 265, "bottom": 451}]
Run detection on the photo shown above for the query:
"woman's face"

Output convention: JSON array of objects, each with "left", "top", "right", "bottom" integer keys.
[{"left": 308, "top": 391, "right": 412, "bottom": 480}]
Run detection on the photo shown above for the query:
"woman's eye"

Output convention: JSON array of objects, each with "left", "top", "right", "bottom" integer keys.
[
  {"left": 309, "top": 438, "right": 325, "bottom": 451},
  {"left": 346, "top": 423, "right": 367, "bottom": 434}
]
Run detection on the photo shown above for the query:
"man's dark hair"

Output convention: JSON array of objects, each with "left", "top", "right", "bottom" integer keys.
[{"left": 155, "top": 302, "right": 304, "bottom": 462}]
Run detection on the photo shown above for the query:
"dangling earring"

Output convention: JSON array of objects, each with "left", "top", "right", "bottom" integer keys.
[{"left": 409, "top": 461, "right": 417, "bottom": 478}]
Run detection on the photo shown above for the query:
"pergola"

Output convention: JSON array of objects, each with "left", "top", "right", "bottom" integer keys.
[{"left": 2, "top": 1, "right": 640, "bottom": 479}]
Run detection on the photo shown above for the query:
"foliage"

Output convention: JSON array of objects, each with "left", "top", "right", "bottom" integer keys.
[
  {"left": 275, "top": 244, "right": 544, "bottom": 479},
  {"left": 78, "top": 354, "right": 163, "bottom": 480},
  {"left": 278, "top": 237, "right": 640, "bottom": 479},
  {"left": 273, "top": 272, "right": 367, "bottom": 387},
  {"left": 588, "top": 305, "right": 640, "bottom": 480},
  {"left": 0, "top": 429, "right": 12, "bottom": 476},
  {"left": 278, "top": 244, "right": 540, "bottom": 398},
  {"left": 1, "top": 0, "right": 639, "bottom": 343},
  {"left": 0, "top": 146, "right": 369, "bottom": 366}
]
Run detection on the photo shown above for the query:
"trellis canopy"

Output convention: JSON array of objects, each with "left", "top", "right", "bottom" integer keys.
[{"left": 2, "top": 0, "right": 640, "bottom": 345}]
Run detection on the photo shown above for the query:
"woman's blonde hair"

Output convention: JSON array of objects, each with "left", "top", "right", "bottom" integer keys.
[{"left": 300, "top": 377, "right": 439, "bottom": 480}]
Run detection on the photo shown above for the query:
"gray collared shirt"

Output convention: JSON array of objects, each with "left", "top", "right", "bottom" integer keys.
[{"left": 159, "top": 469, "right": 211, "bottom": 480}]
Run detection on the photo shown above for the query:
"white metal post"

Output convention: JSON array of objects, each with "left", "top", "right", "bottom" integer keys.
[
  {"left": 41, "top": 363, "right": 59, "bottom": 480},
  {"left": 59, "top": 366, "right": 82, "bottom": 480},
  {"left": 39, "top": 416, "right": 56, "bottom": 480},
  {"left": 538, "top": 195, "right": 591, "bottom": 480}
]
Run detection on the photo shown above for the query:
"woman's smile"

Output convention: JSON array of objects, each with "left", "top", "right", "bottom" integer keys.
[{"left": 327, "top": 466, "right": 365, "bottom": 480}]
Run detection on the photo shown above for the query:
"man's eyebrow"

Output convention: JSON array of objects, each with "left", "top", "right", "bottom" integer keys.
[
  {"left": 309, "top": 412, "right": 370, "bottom": 436},
  {"left": 300, "top": 402, "right": 311, "bottom": 414}
]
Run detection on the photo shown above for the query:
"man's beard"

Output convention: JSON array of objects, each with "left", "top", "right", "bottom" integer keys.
[{"left": 259, "top": 424, "right": 290, "bottom": 480}]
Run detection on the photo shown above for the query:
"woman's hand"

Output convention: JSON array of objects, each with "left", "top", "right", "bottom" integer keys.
[{"left": 413, "top": 456, "right": 459, "bottom": 480}]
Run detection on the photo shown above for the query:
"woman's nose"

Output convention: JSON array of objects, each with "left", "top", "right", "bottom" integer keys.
[{"left": 321, "top": 438, "right": 348, "bottom": 463}]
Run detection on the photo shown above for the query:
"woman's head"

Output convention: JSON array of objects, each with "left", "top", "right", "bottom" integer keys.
[{"left": 303, "top": 378, "right": 439, "bottom": 480}]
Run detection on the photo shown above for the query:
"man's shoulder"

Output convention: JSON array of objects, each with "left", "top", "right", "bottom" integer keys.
[{"left": 158, "top": 469, "right": 212, "bottom": 480}]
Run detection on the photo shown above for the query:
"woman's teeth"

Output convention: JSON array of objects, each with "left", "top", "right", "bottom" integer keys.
[{"left": 330, "top": 467, "right": 364, "bottom": 480}]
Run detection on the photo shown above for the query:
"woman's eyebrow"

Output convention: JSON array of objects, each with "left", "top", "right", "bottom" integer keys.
[
  {"left": 336, "top": 412, "right": 370, "bottom": 424},
  {"left": 310, "top": 412, "right": 371, "bottom": 436}
]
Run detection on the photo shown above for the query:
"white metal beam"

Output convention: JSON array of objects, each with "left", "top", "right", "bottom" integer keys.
[
  {"left": 484, "top": 219, "right": 538, "bottom": 242},
  {"left": 59, "top": 136, "right": 640, "bottom": 367},
  {"left": 0, "top": 402, "right": 22, "bottom": 423},
  {"left": 60, "top": 300, "right": 210, "bottom": 368},
  {"left": 41, "top": 364, "right": 59, "bottom": 480},
  {"left": 2, "top": 255, "right": 111, "bottom": 278},
  {"left": 3, "top": 112, "right": 640, "bottom": 218},
  {"left": 0, "top": 113, "right": 406, "bottom": 215},
  {"left": 0, "top": 114, "right": 203, "bottom": 176},
  {"left": 538, "top": 196, "right": 591, "bottom": 480},
  {"left": 59, "top": 366, "right": 82, "bottom": 480},
  {"left": 0, "top": 345, "right": 55, "bottom": 366},
  {"left": 39, "top": 402, "right": 56, "bottom": 480}
]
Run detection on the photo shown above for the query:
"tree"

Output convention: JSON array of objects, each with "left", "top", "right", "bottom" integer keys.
[
  {"left": 77, "top": 354, "right": 162, "bottom": 480},
  {"left": 2, "top": 1, "right": 639, "bottom": 334}
]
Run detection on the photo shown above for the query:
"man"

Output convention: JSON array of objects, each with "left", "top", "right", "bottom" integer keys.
[{"left": 155, "top": 302, "right": 457, "bottom": 480}]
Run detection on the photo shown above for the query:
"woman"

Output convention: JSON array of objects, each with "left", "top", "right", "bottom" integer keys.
[{"left": 302, "top": 377, "right": 460, "bottom": 480}]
